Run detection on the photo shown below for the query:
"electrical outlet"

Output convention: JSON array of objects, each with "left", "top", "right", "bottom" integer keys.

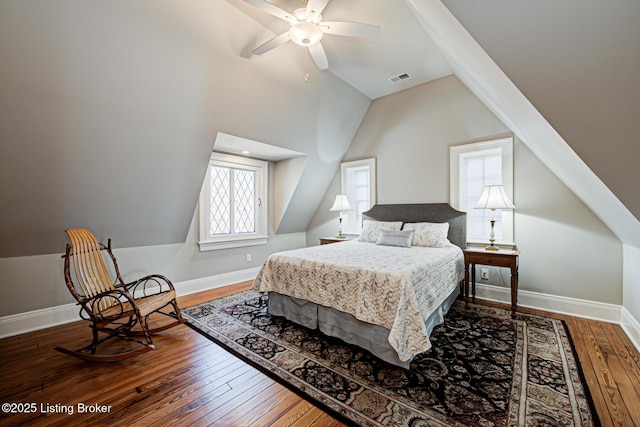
[
  {"left": 481, "top": 268, "right": 489, "bottom": 280},
  {"left": 246, "top": 253, "right": 252, "bottom": 263}
]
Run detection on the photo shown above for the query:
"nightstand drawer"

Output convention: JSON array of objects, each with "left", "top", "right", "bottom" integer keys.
[{"left": 465, "top": 252, "right": 514, "bottom": 268}]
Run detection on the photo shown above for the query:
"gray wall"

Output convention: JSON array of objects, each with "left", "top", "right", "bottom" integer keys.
[
  {"left": 0, "top": 0, "right": 370, "bottom": 258},
  {"left": 442, "top": 0, "right": 640, "bottom": 222},
  {"left": 308, "top": 75, "right": 622, "bottom": 304},
  {"left": 0, "top": 165, "right": 305, "bottom": 316},
  {"left": 0, "top": 0, "right": 370, "bottom": 316}
]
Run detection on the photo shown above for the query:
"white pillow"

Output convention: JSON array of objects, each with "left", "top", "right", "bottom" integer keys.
[
  {"left": 376, "top": 229, "right": 414, "bottom": 248},
  {"left": 402, "top": 222, "right": 450, "bottom": 247},
  {"left": 358, "top": 220, "right": 403, "bottom": 243}
]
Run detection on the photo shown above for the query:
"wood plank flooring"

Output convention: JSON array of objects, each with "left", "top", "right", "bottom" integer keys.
[{"left": 1, "top": 281, "right": 639, "bottom": 426}]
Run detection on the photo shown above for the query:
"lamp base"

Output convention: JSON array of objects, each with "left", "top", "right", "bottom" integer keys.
[
  {"left": 334, "top": 235, "right": 346, "bottom": 239},
  {"left": 486, "top": 218, "right": 499, "bottom": 251}
]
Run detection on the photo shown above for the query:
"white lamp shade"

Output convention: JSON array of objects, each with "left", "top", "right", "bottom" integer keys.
[
  {"left": 330, "top": 195, "right": 352, "bottom": 211},
  {"left": 474, "top": 185, "right": 515, "bottom": 210}
]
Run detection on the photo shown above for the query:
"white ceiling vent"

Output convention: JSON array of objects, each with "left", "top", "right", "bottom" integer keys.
[{"left": 389, "top": 73, "right": 411, "bottom": 84}]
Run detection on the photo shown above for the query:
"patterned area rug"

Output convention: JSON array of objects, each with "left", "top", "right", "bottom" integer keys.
[{"left": 183, "top": 291, "right": 596, "bottom": 426}]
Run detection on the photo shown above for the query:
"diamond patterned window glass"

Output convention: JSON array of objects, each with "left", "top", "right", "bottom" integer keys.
[
  {"left": 199, "top": 151, "right": 267, "bottom": 250},
  {"left": 209, "top": 165, "right": 257, "bottom": 236},
  {"left": 233, "top": 169, "right": 256, "bottom": 233},
  {"left": 210, "top": 166, "right": 230, "bottom": 235}
]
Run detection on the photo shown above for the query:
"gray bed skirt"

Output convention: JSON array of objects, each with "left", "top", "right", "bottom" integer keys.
[{"left": 267, "top": 287, "right": 460, "bottom": 369}]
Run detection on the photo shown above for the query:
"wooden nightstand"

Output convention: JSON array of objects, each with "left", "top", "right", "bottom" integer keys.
[
  {"left": 320, "top": 237, "right": 352, "bottom": 245},
  {"left": 463, "top": 247, "right": 520, "bottom": 318}
]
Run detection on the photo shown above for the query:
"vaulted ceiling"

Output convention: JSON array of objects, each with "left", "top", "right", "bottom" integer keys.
[
  {"left": 0, "top": 0, "right": 638, "bottom": 257},
  {"left": 249, "top": 0, "right": 640, "bottom": 222},
  {"left": 232, "top": 0, "right": 454, "bottom": 99}
]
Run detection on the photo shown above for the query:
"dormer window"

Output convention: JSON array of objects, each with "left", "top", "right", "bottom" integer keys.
[{"left": 198, "top": 152, "right": 268, "bottom": 251}]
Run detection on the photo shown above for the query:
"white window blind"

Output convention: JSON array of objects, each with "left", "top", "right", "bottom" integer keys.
[
  {"left": 341, "top": 158, "right": 376, "bottom": 234},
  {"left": 450, "top": 138, "right": 514, "bottom": 246}
]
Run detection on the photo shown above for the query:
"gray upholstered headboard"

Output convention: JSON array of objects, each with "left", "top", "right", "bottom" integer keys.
[{"left": 362, "top": 203, "right": 467, "bottom": 250}]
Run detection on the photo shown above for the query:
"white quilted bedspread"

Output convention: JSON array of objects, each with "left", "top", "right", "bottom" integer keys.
[{"left": 253, "top": 241, "right": 464, "bottom": 362}]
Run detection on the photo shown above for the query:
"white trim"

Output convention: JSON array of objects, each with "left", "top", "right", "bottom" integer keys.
[
  {"left": 0, "top": 268, "right": 261, "bottom": 339},
  {"left": 621, "top": 307, "right": 640, "bottom": 352},
  {"left": 198, "top": 151, "right": 269, "bottom": 250},
  {"left": 473, "top": 282, "right": 621, "bottom": 323},
  {"left": 0, "top": 302, "right": 81, "bottom": 339},
  {"left": 197, "top": 236, "right": 268, "bottom": 251},
  {"left": 450, "top": 137, "right": 514, "bottom": 245},
  {"left": 174, "top": 267, "right": 261, "bottom": 297},
  {"left": 341, "top": 158, "right": 376, "bottom": 234}
]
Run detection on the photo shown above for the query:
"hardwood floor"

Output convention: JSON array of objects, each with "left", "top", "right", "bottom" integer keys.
[{"left": 1, "top": 281, "right": 639, "bottom": 426}]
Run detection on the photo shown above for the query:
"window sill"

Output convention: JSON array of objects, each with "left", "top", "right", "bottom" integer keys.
[
  {"left": 198, "top": 236, "right": 268, "bottom": 252},
  {"left": 466, "top": 241, "right": 516, "bottom": 250}
]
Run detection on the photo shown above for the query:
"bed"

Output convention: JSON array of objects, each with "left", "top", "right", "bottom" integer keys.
[{"left": 252, "top": 203, "right": 466, "bottom": 368}]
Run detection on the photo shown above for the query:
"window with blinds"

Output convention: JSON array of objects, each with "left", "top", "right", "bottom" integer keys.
[{"left": 450, "top": 138, "right": 514, "bottom": 246}]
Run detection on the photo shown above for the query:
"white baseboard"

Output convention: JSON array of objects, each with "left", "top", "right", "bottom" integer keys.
[
  {"left": 173, "top": 267, "right": 261, "bottom": 297},
  {"left": 475, "top": 284, "right": 640, "bottom": 354},
  {"left": 621, "top": 307, "right": 640, "bottom": 352},
  {"left": 474, "top": 283, "right": 622, "bottom": 323},
  {"left": 0, "top": 303, "right": 81, "bottom": 339},
  {"left": 0, "top": 267, "right": 261, "bottom": 339},
  {"left": 1, "top": 273, "right": 637, "bottom": 353}
]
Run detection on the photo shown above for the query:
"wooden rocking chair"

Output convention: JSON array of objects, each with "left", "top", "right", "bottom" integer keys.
[{"left": 55, "top": 228, "right": 186, "bottom": 362}]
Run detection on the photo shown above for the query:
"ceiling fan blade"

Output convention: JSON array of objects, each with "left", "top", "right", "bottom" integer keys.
[
  {"left": 243, "top": 0, "right": 296, "bottom": 23},
  {"left": 253, "top": 32, "right": 290, "bottom": 55},
  {"left": 305, "top": 0, "right": 330, "bottom": 21},
  {"left": 308, "top": 42, "right": 328, "bottom": 70},
  {"left": 321, "top": 21, "right": 381, "bottom": 38}
]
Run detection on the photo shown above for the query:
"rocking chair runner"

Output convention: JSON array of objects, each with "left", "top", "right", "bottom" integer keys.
[{"left": 55, "top": 228, "right": 186, "bottom": 362}]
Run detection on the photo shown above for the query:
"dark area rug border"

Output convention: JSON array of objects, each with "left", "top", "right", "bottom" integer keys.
[{"left": 185, "top": 319, "right": 359, "bottom": 427}]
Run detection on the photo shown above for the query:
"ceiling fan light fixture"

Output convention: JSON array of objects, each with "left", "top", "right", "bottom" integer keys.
[
  {"left": 244, "top": 0, "right": 380, "bottom": 71},
  {"left": 289, "top": 22, "right": 324, "bottom": 46}
]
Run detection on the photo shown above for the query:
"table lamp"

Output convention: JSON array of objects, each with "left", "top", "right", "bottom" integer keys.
[
  {"left": 329, "top": 195, "right": 352, "bottom": 238},
  {"left": 474, "top": 185, "right": 515, "bottom": 250}
]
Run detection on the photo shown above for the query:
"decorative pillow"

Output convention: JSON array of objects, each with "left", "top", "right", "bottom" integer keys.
[
  {"left": 402, "top": 222, "right": 450, "bottom": 247},
  {"left": 358, "top": 220, "right": 403, "bottom": 243},
  {"left": 376, "top": 229, "right": 415, "bottom": 248}
]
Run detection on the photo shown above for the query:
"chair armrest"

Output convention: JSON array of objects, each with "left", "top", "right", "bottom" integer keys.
[
  {"left": 121, "top": 274, "right": 176, "bottom": 298},
  {"left": 79, "top": 289, "right": 137, "bottom": 322}
]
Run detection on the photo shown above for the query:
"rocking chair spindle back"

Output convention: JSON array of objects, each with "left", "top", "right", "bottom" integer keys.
[
  {"left": 56, "top": 228, "right": 186, "bottom": 362},
  {"left": 66, "top": 228, "right": 119, "bottom": 311}
]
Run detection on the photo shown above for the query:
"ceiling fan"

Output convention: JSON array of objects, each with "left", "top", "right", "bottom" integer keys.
[{"left": 244, "top": 0, "right": 381, "bottom": 70}]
